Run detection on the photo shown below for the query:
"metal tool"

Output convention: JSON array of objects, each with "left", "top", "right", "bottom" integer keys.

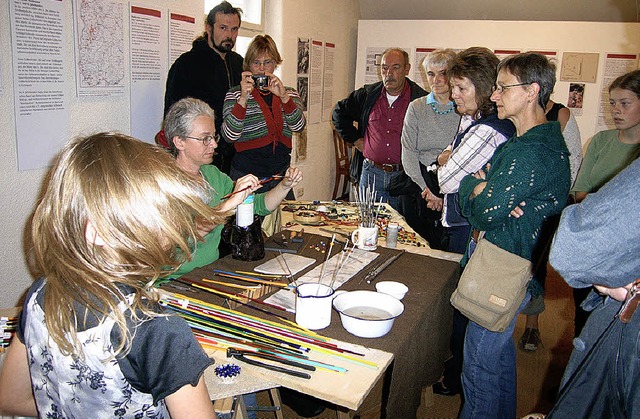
[
  {"left": 226, "top": 348, "right": 314, "bottom": 379},
  {"left": 221, "top": 175, "right": 285, "bottom": 200},
  {"left": 166, "top": 282, "right": 198, "bottom": 293},
  {"left": 319, "top": 227, "right": 350, "bottom": 238},
  {"left": 364, "top": 250, "right": 406, "bottom": 284},
  {"left": 271, "top": 238, "right": 287, "bottom": 248}
]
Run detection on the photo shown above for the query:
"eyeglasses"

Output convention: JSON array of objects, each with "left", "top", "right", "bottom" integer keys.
[
  {"left": 183, "top": 134, "right": 219, "bottom": 146},
  {"left": 492, "top": 82, "right": 531, "bottom": 94},
  {"left": 251, "top": 59, "right": 275, "bottom": 68}
]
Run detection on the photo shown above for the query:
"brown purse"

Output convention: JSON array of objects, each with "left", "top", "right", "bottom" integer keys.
[{"left": 450, "top": 233, "right": 533, "bottom": 332}]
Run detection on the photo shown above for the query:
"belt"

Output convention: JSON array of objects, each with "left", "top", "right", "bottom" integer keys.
[{"left": 366, "top": 159, "right": 403, "bottom": 173}]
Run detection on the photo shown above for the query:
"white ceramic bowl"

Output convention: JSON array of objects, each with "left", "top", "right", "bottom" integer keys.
[
  {"left": 332, "top": 290, "right": 404, "bottom": 338},
  {"left": 375, "top": 281, "right": 408, "bottom": 300}
]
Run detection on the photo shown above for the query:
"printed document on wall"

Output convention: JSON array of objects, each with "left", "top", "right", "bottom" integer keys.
[
  {"left": 169, "top": 11, "right": 197, "bottom": 66},
  {"left": 10, "top": 0, "right": 70, "bottom": 171},
  {"left": 73, "top": 0, "right": 125, "bottom": 97},
  {"left": 321, "top": 42, "right": 335, "bottom": 122},
  {"left": 129, "top": 4, "right": 167, "bottom": 143},
  {"left": 308, "top": 40, "right": 323, "bottom": 124},
  {"left": 364, "top": 47, "right": 386, "bottom": 84},
  {"left": 296, "top": 38, "right": 309, "bottom": 112}
]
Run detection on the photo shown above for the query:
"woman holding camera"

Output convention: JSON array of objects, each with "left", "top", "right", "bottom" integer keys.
[{"left": 222, "top": 34, "right": 306, "bottom": 195}]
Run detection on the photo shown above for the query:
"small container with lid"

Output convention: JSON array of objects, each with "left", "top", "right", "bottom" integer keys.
[{"left": 386, "top": 222, "right": 399, "bottom": 248}]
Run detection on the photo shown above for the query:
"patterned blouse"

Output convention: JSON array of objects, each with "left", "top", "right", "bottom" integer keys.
[{"left": 19, "top": 279, "right": 213, "bottom": 418}]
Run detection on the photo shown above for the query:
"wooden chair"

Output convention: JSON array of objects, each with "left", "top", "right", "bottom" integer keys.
[{"left": 332, "top": 129, "right": 351, "bottom": 201}]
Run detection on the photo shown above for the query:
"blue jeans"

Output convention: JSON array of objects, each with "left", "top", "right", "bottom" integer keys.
[
  {"left": 445, "top": 224, "right": 472, "bottom": 254},
  {"left": 359, "top": 159, "right": 402, "bottom": 211},
  {"left": 460, "top": 292, "right": 531, "bottom": 419}
]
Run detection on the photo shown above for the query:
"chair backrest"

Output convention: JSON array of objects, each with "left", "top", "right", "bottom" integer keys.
[
  {"left": 332, "top": 129, "right": 349, "bottom": 167},
  {"left": 332, "top": 129, "right": 351, "bottom": 200}
]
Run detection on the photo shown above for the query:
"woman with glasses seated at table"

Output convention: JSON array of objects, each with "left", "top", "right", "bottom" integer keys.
[
  {"left": 164, "top": 98, "right": 302, "bottom": 278},
  {"left": 457, "top": 52, "right": 571, "bottom": 418},
  {"left": 222, "top": 34, "right": 306, "bottom": 196}
]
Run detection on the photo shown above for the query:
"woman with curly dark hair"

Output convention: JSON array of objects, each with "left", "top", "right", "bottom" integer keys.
[
  {"left": 436, "top": 47, "right": 516, "bottom": 254},
  {"left": 432, "top": 46, "right": 517, "bottom": 399}
]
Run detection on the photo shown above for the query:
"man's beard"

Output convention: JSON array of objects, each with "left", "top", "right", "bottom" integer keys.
[{"left": 213, "top": 38, "right": 234, "bottom": 54}]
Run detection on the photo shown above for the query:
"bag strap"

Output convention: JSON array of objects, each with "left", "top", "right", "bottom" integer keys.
[
  {"left": 619, "top": 278, "right": 640, "bottom": 324},
  {"left": 475, "top": 229, "right": 546, "bottom": 272}
]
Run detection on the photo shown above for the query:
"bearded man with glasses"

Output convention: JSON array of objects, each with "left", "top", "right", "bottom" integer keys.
[{"left": 164, "top": 1, "right": 244, "bottom": 175}]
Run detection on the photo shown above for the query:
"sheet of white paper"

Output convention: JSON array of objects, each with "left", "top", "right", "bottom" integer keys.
[
  {"left": 254, "top": 254, "right": 315, "bottom": 276},
  {"left": 264, "top": 249, "right": 379, "bottom": 312}
]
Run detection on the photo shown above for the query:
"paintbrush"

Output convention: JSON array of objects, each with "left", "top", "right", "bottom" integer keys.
[
  {"left": 277, "top": 250, "right": 294, "bottom": 283},
  {"left": 317, "top": 234, "right": 336, "bottom": 287},
  {"left": 235, "top": 271, "right": 285, "bottom": 279},
  {"left": 201, "top": 278, "right": 260, "bottom": 290},
  {"left": 212, "top": 270, "right": 289, "bottom": 288},
  {"left": 221, "top": 175, "right": 286, "bottom": 200}
]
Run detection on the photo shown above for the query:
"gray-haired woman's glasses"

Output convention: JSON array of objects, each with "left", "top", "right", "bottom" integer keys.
[
  {"left": 492, "top": 83, "right": 531, "bottom": 94},
  {"left": 183, "top": 134, "right": 220, "bottom": 146}
]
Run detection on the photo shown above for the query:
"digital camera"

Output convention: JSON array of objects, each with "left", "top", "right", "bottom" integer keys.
[{"left": 252, "top": 75, "right": 270, "bottom": 91}]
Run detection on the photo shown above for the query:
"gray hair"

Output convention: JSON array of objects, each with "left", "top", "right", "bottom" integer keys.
[
  {"left": 382, "top": 47, "right": 410, "bottom": 67},
  {"left": 422, "top": 48, "right": 457, "bottom": 73},
  {"left": 497, "top": 52, "right": 556, "bottom": 110},
  {"left": 163, "top": 98, "right": 215, "bottom": 156}
]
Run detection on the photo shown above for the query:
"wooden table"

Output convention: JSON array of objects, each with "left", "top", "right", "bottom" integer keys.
[{"left": 176, "top": 226, "right": 461, "bottom": 418}]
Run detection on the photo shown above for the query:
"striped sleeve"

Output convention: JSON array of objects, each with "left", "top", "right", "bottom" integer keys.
[
  {"left": 283, "top": 88, "right": 306, "bottom": 132},
  {"left": 221, "top": 88, "right": 246, "bottom": 143}
]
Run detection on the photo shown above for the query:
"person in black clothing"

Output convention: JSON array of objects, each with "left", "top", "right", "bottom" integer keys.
[{"left": 164, "top": 1, "right": 244, "bottom": 175}]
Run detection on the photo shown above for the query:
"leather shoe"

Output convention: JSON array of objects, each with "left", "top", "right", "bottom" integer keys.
[{"left": 432, "top": 381, "right": 460, "bottom": 396}]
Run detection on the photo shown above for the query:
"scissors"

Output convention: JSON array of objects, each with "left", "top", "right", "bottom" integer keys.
[{"left": 226, "top": 348, "right": 314, "bottom": 379}]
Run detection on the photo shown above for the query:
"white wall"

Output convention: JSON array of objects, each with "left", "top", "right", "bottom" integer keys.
[
  {"left": 0, "top": 0, "right": 360, "bottom": 308},
  {"left": 0, "top": 0, "right": 202, "bottom": 309},
  {"left": 356, "top": 20, "right": 640, "bottom": 144}
]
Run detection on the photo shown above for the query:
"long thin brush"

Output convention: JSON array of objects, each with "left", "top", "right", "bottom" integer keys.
[
  {"left": 277, "top": 250, "right": 294, "bottom": 283},
  {"left": 328, "top": 238, "right": 351, "bottom": 290},
  {"left": 221, "top": 175, "right": 285, "bottom": 200},
  {"left": 317, "top": 234, "right": 336, "bottom": 287}
]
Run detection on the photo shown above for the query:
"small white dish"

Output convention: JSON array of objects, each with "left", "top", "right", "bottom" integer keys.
[{"left": 375, "top": 281, "right": 408, "bottom": 300}]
